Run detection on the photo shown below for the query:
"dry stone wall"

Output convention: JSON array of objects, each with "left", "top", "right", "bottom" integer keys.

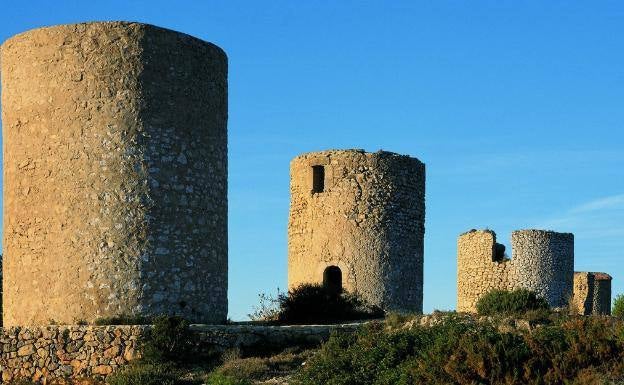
[
  {"left": 0, "top": 325, "right": 145, "bottom": 383},
  {"left": 457, "top": 229, "right": 574, "bottom": 312},
  {"left": 288, "top": 149, "right": 426, "bottom": 313},
  {"left": 0, "top": 323, "right": 362, "bottom": 383},
  {"left": 1, "top": 22, "right": 228, "bottom": 326}
]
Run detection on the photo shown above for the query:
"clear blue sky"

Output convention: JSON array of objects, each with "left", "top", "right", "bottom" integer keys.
[{"left": 0, "top": 1, "right": 622, "bottom": 320}]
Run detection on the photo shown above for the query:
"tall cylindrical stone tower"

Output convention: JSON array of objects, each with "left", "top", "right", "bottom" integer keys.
[
  {"left": 511, "top": 230, "right": 574, "bottom": 308},
  {"left": 288, "top": 149, "right": 426, "bottom": 313},
  {"left": 1, "top": 22, "right": 228, "bottom": 326}
]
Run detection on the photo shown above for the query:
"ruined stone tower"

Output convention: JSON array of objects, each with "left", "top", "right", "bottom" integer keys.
[
  {"left": 288, "top": 149, "right": 426, "bottom": 313},
  {"left": 1, "top": 22, "right": 228, "bottom": 326},
  {"left": 573, "top": 272, "right": 612, "bottom": 315},
  {"left": 457, "top": 229, "right": 574, "bottom": 312}
]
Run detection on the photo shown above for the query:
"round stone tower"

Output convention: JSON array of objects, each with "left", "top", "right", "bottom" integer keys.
[
  {"left": 288, "top": 149, "right": 426, "bottom": 313},
  {"left": 1, "top": 22, "right": 228, "bottom": 326},
  {"left": 510, "top": 230, "right": 574, "bottom": 308},
  {"left": 457, "top": 229, "right": 574, "bottom": 312}
]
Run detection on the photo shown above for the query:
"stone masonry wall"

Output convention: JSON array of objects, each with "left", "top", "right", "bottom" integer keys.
[
  {"left": 572, "top": 272, "right": 595, "bottom": 315},
  {"left": 592, "top": 273, "right": 612, "bottom": 315},
  {"left": 573, "top": 272, "right": 612, "bottom": 315},
  {"left": 457, "top": 230, "right": 515, "bottom": 312},
  {"left": 457, "top": 229, "right": 574, "bottom": 312},
  {"left": 510, "top": 230, "right": 574, "bottom": 308},
  {"left": 0, "top": 325, "right": 145, "bottom": 383},
  {"left": 288, "top": 149, "right": 426, "bottom": 313},
  {"left": 1, "top": 22, "right": 228, "bottom": 326},
  {"left": 0, "top": 323, "right": 361, "bottom": 383}
]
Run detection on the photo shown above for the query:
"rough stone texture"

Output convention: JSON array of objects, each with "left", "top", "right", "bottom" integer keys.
[
  {"left": 0, "top": 323, "right": 362, "bottom": 383},
  {"left": 191, "top": 322, "right": 363, "bottom": 352},
  {"left": 1, "top": 22, "right": 228, "bottom": 326},
  {"left": 572, "top": 272, "right": 595, "bottom": 315},
  {"left": 592, "top": 273, "right": 612, "bottom": 315},
  {"left": 511, "top": 230, "right": 574, "bottom": 308},
  {"left": 457, "top": 229, "right": 574, "bottom": 312},
  {"left": 288, "top": 149, "right": 426, "bottom": 313},
  {"left": 573, "top": 272, "right": 612, "bottom": 315},
  {"left": 0, "top": 325, "right": 145, "bottom": 383}
]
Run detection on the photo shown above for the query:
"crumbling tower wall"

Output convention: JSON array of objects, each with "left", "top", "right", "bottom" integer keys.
[
  {"left": 288, "top": 149, "right": 425, "bottom": 313},
  {"left": 457, "top": 229, "right": 574, "bottom": 312},
  {"left": 1, "top": 22, "right": 228, "bottom": 326},
  {"left": 457, "top": 230, "right": 516, "bottom": 312},
  {"left": 573, "top": 272, "right": 612, "bottom": 315},
  {"left": 572, "top": 272, "right": 595, "bottom": 315}
]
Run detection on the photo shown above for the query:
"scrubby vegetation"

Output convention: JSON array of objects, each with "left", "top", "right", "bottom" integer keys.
[
  {"left": 106, "top": 363, "right": 182, "bottom": 385},
  {"left": 476, "top": 288, "right": 549, "bottom": 316},
  {"left": 140, "top": 315, "right": 195, "bottom": 363},
  {"left": 106, "top": 315, "right": 206, "bottom": 385},
  {"left": 212, "top": 347, "right": 314, "bottom": 384},
  {"left": 249, "top": 284, "right": 384, "bottom": 324},
  {"left": 294, "top": 314, "right": 624, "bottom": 385},
  {"left": 614, "top": 294, "right": 624, "bottom": 318}
]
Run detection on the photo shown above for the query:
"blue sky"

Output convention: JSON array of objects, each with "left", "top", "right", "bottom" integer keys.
[{"left": 0, "top": 1, "right": 622, "bottom": 320}]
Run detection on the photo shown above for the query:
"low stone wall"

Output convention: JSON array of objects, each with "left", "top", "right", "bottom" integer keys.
[
  {"left": 192, "top": 323, "right": 362, "bottom": 352},
  {"left": 0, "top": 322, "right": 364, "bottom": 383},
  {"left": 0, "top": 325, "right": 146, "bottom": 383}
]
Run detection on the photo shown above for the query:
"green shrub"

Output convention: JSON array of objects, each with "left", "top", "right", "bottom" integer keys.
[
  {"left": 294, "top": 315, "right": 624, "bottom": 385},
  {"left": 106, "top": 363, "right": 181, "bottom": 385},
  {"left": 205, "top": 372, "right": 251, "bottom": 385},
  {"left": 613, "top": 294, "right": 624, "bottom": 318},
  {"left": 273, "top": 284, "right": 384, "bottom": 324},
  {"left": 95, "top": 314, "right": 152, "bottom": 326},
  {"left": 216, "top": 348, "right": 312, "bottom": 381},
  {"left": 476, "top": 289, "right": 549, "bottom": 316},
  {"left": 141, "top": 315, "right": 193, "bottom": 364}
]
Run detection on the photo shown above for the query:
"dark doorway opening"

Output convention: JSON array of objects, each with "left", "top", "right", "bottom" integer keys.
[
  {"left": 493, "top": 243, "right": 508, "bottom": 262},
  {"left": 312, "top": 165, "right": 325, "bottom": 193},
  {"left": 323, "top": 265, "right": 342, "bottom": 295}
]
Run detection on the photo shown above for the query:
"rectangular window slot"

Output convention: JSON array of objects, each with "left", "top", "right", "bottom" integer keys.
[{"left": 312, "top": 165, "right": 325, "bottom": 193}]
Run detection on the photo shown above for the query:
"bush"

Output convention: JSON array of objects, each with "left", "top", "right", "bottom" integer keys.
[
  {"left": 613, "top": 294, "right": 624, "bottom": 318},
  {"left": 268, "top": 284, "right": 384, "bottom": 325},
  {"left": 205, "top": 373, "right": 251, "bottom": 385},
  {"left": 476, "top": 289, "right": 549, "bottom": 316},
  {"left": 106, "top": 363, "right": 181, "bottom": 385},
  {"left": 141, "top": 315, "right": 194, "bottom": 364},
  {"left": 216, "top": 348, "right": 312, "bottom": 381},
  {"left": 294, "top": 315, "right": 624, "bottom": 385}
]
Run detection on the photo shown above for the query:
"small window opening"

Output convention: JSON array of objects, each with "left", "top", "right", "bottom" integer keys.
[
  {"left": 312, "top": 165, "right": 325, "bottom": 193},
  {"left": 493, "top": 243, "right": 509, "bottom": 262},
  {"left": 323, "top": 265, "right": 342, "bottom": 295}
]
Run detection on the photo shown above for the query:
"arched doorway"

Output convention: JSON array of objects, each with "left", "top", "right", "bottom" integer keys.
[{"left": 323, "top": 265, "right": 342, "bottom": 295}]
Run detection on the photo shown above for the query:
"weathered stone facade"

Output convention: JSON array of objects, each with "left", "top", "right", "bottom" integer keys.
[
  {"left": 457, "top": 229, "right": 574, "bottom": 312},
  {"left": 573, "top": 272, "right": 612, "bottom": 315},
  {"left": 288, "top": 149, "right": 426, "bottom": 313},
  {"left": 0, "top": 323, "right": 362, "bottom": 383},
  {"left": 0, "top": 325, "right": 144, "bottom": 383},
  {"left": 1, "top": 22, "right": 228, "bottom": 326}
]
